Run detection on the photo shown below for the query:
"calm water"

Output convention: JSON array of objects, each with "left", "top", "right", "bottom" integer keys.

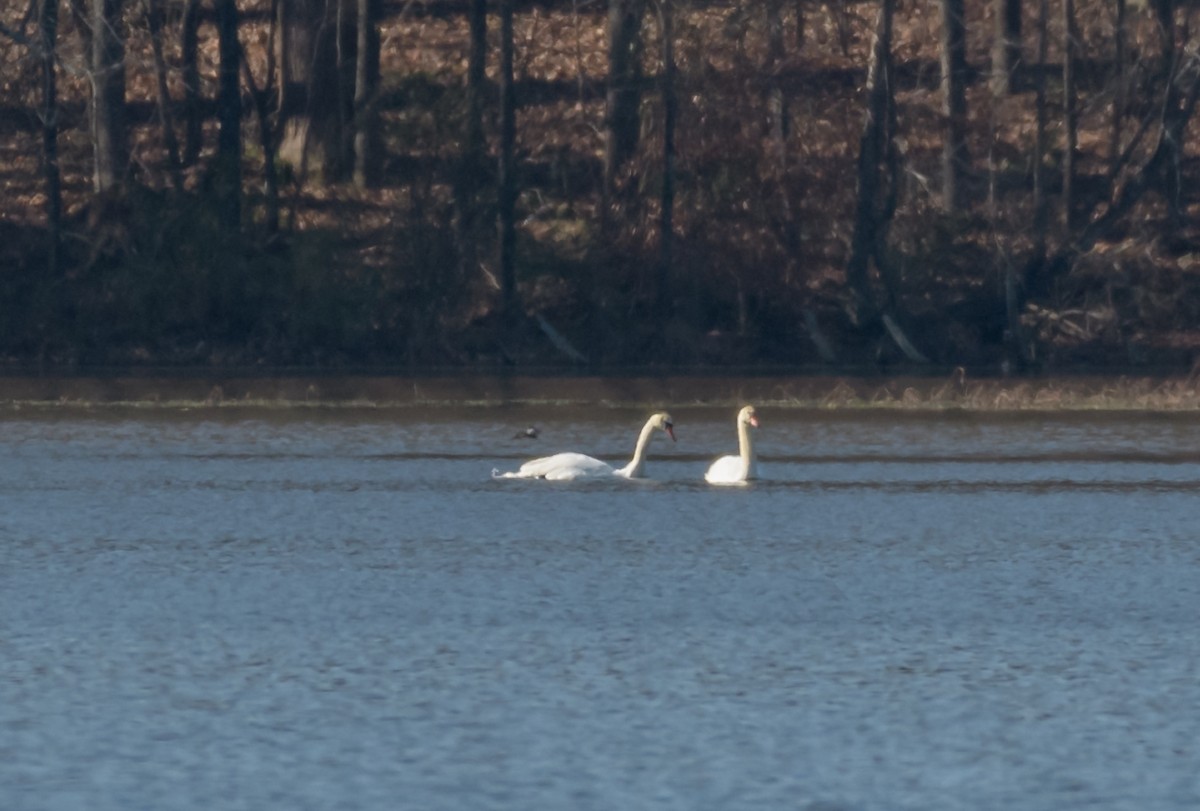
[{"left": 2, "top": 405, "right": 1199, "bottom": 810}]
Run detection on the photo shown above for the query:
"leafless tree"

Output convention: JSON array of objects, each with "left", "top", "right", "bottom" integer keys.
[
  {"left": 181, "top": 0, "right": 201, "bottom": 165},
  {"left": 144, "top": 0, "right": 182, "bottom": 190},
  {"left": 455, "top": 0, "right": 487, "bottom": 280},
  {"left": 1031, "top": 0, "right": 1049, "bottom": 264},
  {"left": 277, "top": 0, "right": 350, "bottom": 183},
  {"left": 846, "top": 0, "right": 895, "bottom": 323},
  {"left": 654, "top": 0, "right": 676, "bottom": 316},
  {"left": 498, "top": 0, "right": 519, "bottom": 326},
  {"left": 39, "top": 0, "right": 63, "bottom": 275},
  {"left": 1111, "top": 0, "right": 1127, "bottom": 174},
  {"left": 765, "top": 0, "right": 788, "bottom": 172},
  {"left": 1062, "top": 0, "right": 1077, "bottom": 230},
  {"left": 603, "top": 0, "right": 646, "bottom": 199},
  {"left": 239, "top": 16, "right": 282, "bottom": 234},
  {"left": 88, "top": 0, "right": 127, "bottom": 194},
  {"left": 216, "top": 0, "right": 242, "bottom": 228},
  {"left": 940, "top": 0, "right": 968, "bottom": 210},
  {"left": 353, "top": 0, "right": 381, "bottom": 188},
  {"left": 991, "top": 0, "right": 1021, "bottom": 95}
]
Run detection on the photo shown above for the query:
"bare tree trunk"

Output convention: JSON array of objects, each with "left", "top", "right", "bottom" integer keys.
[
  {"left": 765, "top": 0, "right": 800, "bottom": 288},
  {"left": 1062, "top": 0, "right": 1077, "bottom": 230},
  {"left": 1155, "top": 0, "right": 1176, "bottom": 73},
  {"left": 765, "top": 0, "right": 787, "bottom": 171},
  {"left": 991, "top": 0, "right": 1021, "bottom": 95},
  {"left": 181, "top": 0, "right": 201, "bottom": 166},
  {"left": 277, "top": 0, "right": 349, "bottom": 183},
  {"left": 465, "top": 0, "right": 486, "bottom": 163},
  {"left": 239, "top": 22, "right": 281, "bottom": 234},
  {"left": 655, "top": 0, "right": 676, "bottom": 316},
  {"left": 842, "top": 0, "right": 924, "bottom": 362},
  {"left": 846, "top": 0, "right": 894, "bottom": 323},
  {"left": 498, "top": 0, "right": 519, "bottom": 327},
  {"left": 1032, "top": 0, "right": 1048, "bottom": 262},
  {"left": 145, "top": 0, "right": 182, "bottom": 190},
  {"left": 68, "top": 0, "right": 91, "bottom": 60},
  {"left": 352, "top": 0, "right": 380, "bottom": 188},
  {"left": 90, "top": 0, "right": 127, "bottom": 194},
  {"left": 215, "top": 0, "right": 241, "bottom": 229},
  {"left": 794, "top": 0, "right": 805, "bottom": 51},
  {"left": 1111, "top": 0, "right": 1127, "bottom": 174},
  {"left": 1153, "top": 0, "right": 1181, "bottom": 228},
  {"left": 603, "top": 0, "right": 645, "bottom": 198},
  {"left": 940, "top": 0, "right": 968, "bottom": 210},
  {"left": 1019, "top": 0, "right": 1052, "bottom": 311},
  {"left": 39, "top": 0, "right": 62, "bottom": 276},
  {"left": 455, "top": 0, "right": 487, "bottom": 282}
]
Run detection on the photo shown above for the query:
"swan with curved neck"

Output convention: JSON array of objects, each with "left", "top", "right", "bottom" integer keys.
[
  {"left": 704, "top": 405, "right": 759, "bottom": 484},
  {"left": 494, "top": 412, "right": 676, "bottom": 480}
]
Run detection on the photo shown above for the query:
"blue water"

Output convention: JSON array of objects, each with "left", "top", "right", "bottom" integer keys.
[{"left": 2, "top": 407, "right": 1199, "bottom": 810}]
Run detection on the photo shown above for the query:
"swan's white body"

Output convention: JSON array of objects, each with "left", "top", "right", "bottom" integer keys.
[
  {"left": 494, "top": 413, "right": 675, "bottom": 481},
  {"left": 705, "top": 405, "right": 760, "bottom": 485}
]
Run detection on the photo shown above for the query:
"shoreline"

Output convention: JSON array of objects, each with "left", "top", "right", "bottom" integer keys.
[{"left": 2, "top": 370, "right": 1200, "bottom": 411}]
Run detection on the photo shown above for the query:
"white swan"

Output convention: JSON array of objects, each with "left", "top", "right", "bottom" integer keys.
[
  {"left": 493, "top": 412, "right": 676, "bottom": 481},
  {"left": 704, "top": 405, "right": 760, "bottom": 485}
]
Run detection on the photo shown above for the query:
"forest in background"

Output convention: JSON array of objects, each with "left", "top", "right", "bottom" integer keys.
[{"left": 2, "top": 0, "right": 1200, "bottom": 373}]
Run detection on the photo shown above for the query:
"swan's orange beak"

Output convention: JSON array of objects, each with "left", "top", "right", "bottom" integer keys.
[
  {"left": 665, "top": 423, "right": 676, "bottom": 441},
  {"left": 749, "top": 415, "right": 760, "bottom": 428}
]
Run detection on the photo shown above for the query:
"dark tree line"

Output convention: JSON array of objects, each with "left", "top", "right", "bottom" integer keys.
[{"left": 2, "top": 0, "right": 1199, "bottom": 368}]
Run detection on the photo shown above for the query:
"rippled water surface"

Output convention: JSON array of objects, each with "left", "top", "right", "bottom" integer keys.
[{"left": 3, "top": 404, "right": 1200, "bottom": 810}]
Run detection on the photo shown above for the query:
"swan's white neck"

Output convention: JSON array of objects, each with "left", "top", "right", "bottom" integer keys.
[
  {"left": 737, "top": 416, "right": 757, "bottom": 476},
  {"left": 618, "top": 418, "right": 659, "bottom": 478}
]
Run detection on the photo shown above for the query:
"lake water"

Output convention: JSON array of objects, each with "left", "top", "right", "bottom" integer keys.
[{"left": 2, "top": 403, "right": 1199, "bottom": 810}]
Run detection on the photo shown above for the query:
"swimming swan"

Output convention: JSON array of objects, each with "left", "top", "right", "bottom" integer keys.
[
  {"left": 493, "top": 412, "right": 676, "bottom": 480},
  {"left": 704, "top": 405, "right": 759, "bottom": 485}
]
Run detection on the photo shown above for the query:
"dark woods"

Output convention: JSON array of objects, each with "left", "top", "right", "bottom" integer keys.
[{"left": 2, "top": 0, "right": 1200, "bottom": 370}]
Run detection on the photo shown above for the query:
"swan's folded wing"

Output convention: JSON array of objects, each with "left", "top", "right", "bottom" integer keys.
[
  {"left": 505, "top": 452, "right": 615, "bottom": 480},
  {"left": 704, "top": 454, "right": 747, "bottom": 485}
]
